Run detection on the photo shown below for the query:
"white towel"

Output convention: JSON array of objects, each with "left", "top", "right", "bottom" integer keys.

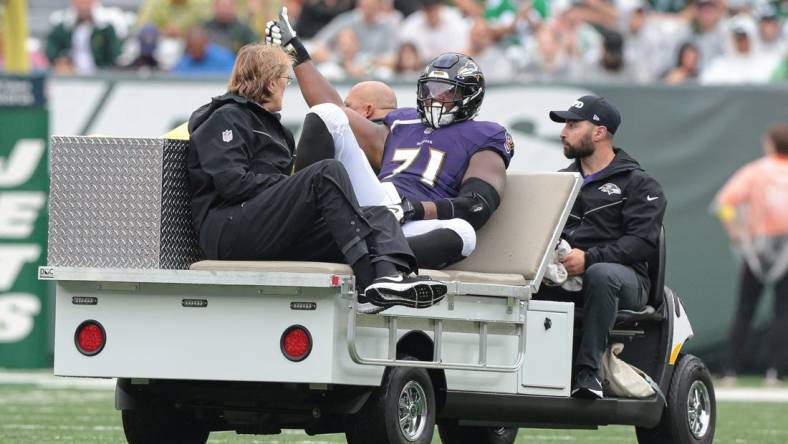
[{"left": 543, "top": 239, "right": 583, "bottom": 292}]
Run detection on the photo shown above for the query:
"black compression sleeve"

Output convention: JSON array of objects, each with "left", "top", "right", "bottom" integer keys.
[
  {"left": 434, "top": 178, "right": 501, "bottom": 230},
  {"left": 461, "top": 177, "right": 501, "bottom": 210}
]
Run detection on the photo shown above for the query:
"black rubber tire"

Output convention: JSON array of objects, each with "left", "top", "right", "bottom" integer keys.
[
  {"left": 635, "top": 354, "right": 716, "bottom": 444},
  {"left": 346, "top": 358, "right": 436, "bottom": 444},
  {"left": 438, "top": 421, "right": 519, "bottom": 444},
  {"left": 121, "top": 405, "right": 209, "bottom": 444}
]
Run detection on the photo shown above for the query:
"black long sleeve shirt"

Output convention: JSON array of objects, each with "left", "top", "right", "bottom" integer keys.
[
  {"left": 561, "top": 148, "right": 667, "bottom": 278},
  {"left": 187, "top": 93, "right": 295, "bottom": 236}
]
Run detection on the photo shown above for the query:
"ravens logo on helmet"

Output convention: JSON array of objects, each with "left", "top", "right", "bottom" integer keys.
[{"left": 416, "top": 53, "right": 485, "bottom": 128}]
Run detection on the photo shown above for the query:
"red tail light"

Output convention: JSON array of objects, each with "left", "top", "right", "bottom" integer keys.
[
  {"left": 75, "top": 320, "right": 106, "bottom": 356},
  {"left": 280, "top": 325, "right": 312, "bottom": 362}
]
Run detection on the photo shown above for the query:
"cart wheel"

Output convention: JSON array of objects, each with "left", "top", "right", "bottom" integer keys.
[
  {"left": 438, "top": 421, "right": 518, "bottom": 444},
  {"left": 346, "top": 357, "right": 436, "bottom": 444},
  {"left": 121, "top": 405, "right": 209, "bottom": 444},
  {"left": 636, "top": 354, "right": 716, "bottom": 444}
]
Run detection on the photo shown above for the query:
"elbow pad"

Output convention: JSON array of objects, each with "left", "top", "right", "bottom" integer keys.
[{"left": 435, "top": 178, "right": 501, "bottom": 230}]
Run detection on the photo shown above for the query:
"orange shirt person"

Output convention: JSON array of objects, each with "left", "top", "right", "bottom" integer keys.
[
  {"left": 714, "top": 122, "right": 788, "bottom": 386},
  {"left": 716, "top": 124, "right": 788, "bottom": 239}
]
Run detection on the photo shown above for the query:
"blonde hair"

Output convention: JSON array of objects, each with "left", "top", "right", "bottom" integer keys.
[{"left": 227, "top": 44, "right": 293, "bottom": 105}]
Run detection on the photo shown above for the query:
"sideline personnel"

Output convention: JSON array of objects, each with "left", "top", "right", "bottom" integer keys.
[
  {"left": 343, "top": 80, "right": 397, "bottom": 123},
  {"left": 715, "top": 122, "right": 788, "bottom": 385},
  {"left": 293, "top": 80, "right": 397, "bottom": 173},
  {"left": 187, "top": 44, "right": 447, "bottom": 311},
  {"left": 539, "top": 95, "right": 667, "bottom": 399}
]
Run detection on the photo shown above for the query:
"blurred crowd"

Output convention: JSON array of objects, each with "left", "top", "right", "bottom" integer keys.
[{"left": 0, "top": 0, "right": 786, "bottom": 83}]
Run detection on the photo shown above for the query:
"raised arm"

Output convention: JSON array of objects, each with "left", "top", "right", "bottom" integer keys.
[
  {"left": 265, "top": 8, "right": 343, "bottom": 107},
  {"left": 266, "top": 8, "right": 388, "bottom": 168},
  {"left": 292, "top": 59, "right": 389, "bottom": 167},
  {"left": 293, "top": 61, "right": 343, "bottom": 107},
  {"left": 293, "top": 59, "right": 388, "bottom": 168}
]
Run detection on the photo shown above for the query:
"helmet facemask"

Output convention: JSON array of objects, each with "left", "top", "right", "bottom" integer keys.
[
  {"left": 417, "top": 79, "right": 465, "bottom": 128},
  {"left": 416, "top": 53, "right": 486, "bottom": 128}
]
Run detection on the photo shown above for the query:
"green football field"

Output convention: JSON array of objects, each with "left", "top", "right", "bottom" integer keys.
[{"left": 1, "top": 383, "right": 787, "bottom": 444}]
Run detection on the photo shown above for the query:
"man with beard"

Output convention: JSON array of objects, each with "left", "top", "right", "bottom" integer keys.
[{"left": 540, "top": 95, "right": 666, "bottom": 399}]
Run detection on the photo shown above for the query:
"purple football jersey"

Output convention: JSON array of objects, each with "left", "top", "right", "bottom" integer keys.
[{"left": 379, "top": 108, "right": 514, "bottom": 202}]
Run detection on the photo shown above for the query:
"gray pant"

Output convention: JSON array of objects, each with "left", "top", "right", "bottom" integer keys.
[{"left": 537, "top": 263, "right": 649, "bottom": 372}]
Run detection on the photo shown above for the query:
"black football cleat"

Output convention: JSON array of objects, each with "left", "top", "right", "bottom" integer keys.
[
  {"left": 356, "top": 293, "right": 388, "bottom": 314},
  {"left": 363, "top": 274, "right": 447, "bottom": 309}
]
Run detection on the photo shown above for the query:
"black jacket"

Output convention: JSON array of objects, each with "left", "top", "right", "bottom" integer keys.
[
  {"left": 187, "top": 93, "right": 295, "bottom": 253},
  {"left": 561, "top": 148, "right": 666, "bottom": 279}
]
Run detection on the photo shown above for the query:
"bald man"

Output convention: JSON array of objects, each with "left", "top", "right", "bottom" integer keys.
[
  {"left": 343, "top": 81, "right": 397, "bottom": 123},
  {"left": 294, "top": 80, "right": 396, "bottom": 171}
]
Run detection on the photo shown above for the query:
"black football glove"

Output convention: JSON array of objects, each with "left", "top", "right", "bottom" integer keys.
[
  {"left": 387, "top": 197, "right": 424, "bottom": 224},
  {"left": 265, "top": 7, "right": 311, "bottom": 66}
]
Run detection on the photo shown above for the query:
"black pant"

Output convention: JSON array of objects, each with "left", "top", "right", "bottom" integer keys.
[
  {"left": 536, "top": 263, "right": 649, "bottom": 372},
  {"left": 203, "top": 159, "right": 416, "bottom": 272},
  {"left": 727, "top": 263, "right": 788, "bottom": 374}
]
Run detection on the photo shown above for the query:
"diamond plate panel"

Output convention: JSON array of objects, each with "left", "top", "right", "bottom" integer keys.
[
  {"left": 160, "top": 139, "right": 204, "bottom": 269},
  {"left": 48, "top": 137, "right": 163, "bottom": 268},
  {"left": 48, "top": 137, "right": 203, "bottom": 269}
]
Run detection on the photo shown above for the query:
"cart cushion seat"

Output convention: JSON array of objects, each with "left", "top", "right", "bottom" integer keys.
[
  {"left": 190, "top": 261, "right": 526, "bottom": 287},
  {"left": 190, "top": 172, "right": 579, "bottom": 290},
  {"left": 433, "top": 270, "right": 527, "bottom": 286},
  {"left": 190, "top": 260, "right": 353, "bottom": 275},
  {"left": 444, "top": 173, "right": 579, "bottom": 283}
]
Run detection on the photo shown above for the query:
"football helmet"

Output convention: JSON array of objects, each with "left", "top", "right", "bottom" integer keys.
[{"left": 416, "top": 53, "right": 485, "bottom": 128}]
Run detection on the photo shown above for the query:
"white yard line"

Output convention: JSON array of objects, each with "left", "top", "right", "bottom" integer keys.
[
  {"left": 0, "top": 371, "right": 115, "bottom": 389},
  {"left": 2, "top": 371, "right": 788, "bottom": 402},
  {"left": 714, "top": 388, "right": 788, "bottom": 402}
]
